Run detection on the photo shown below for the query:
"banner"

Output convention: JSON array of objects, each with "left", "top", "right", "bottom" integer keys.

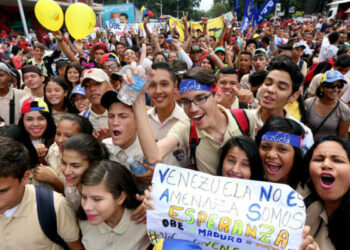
[
  {"left": 147, "top": 164, "right": 306, "bottom": 250},
  {"left": 254, "top": 0, "right": 279, "bottom": 26},
  {"left": 103, "top": 3, "right": 135, "bottom": 24},
  {"left": 234, "top": 0, "right": 239, "bottom": 16},
  {"left": 241, "top": 0, "right": 252, "bottom": 32}
]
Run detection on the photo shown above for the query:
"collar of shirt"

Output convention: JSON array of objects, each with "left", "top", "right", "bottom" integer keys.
[
  {"left": 110, "top": 136, "right": 141, "bottom": 159},
  {"left": 0, "top": 88, "right": 13, "bottom": 100},
  {"left": 98, "top": 208, "right": 131, "bottom": 235},
  {"left": 3, "top": 205, "right": 19, "bottom": 218},
  {"left": 89, "top": 105, "right": 108, "bottom": 118},
  {"left": 147, "top": 102, "right": 186, "bottom": 125},
  {"left": 254, "top": 106, "right": 289, "bottom": 130}
]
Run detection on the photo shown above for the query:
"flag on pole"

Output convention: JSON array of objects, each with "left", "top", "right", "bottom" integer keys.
[{"left": 241, "top": 0, "right": 252, "bottom": 32}]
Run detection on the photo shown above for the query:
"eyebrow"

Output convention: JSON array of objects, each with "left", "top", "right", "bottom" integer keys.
[{"left": 266, "top": 77, "right": 290, "bottom": 87}]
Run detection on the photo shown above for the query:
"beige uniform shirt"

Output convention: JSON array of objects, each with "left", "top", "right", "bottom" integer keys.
[
  {"left": 147, "top": 103, "right": 189, "bottom": 168},
  {"left": 79, "top": 208, "right": 149, "bottom": 250},
  {"left": 167, "top": 105, "right": 256, "bottom": 175},
  {"left": 80, "top": 105, "right": 108, "bottom": 131},
  {"left": 0, "top": 88, "right": 26, "bottom": 125},
  {"left": 0, "top": 185, "right": 80, "bottom": 250}
]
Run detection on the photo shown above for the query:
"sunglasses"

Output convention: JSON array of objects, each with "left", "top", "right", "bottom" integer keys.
[{"left": 321, "top": 82, "right": 345, "bottom": 89}]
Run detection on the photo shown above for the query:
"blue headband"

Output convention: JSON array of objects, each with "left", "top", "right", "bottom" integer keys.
[
  {"left": 179, "top": 79, "right": 211, "bottom": 95},
  {"left": 261, "top": 131, "right": 302, "bottom": 148}
]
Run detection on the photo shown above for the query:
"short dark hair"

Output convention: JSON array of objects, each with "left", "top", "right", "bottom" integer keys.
[
  {"left": 56, "top": 60, "right": 69, "bottom": 72},
  {"left": 81, "top": 160, "right": 141, "bottom": 209},
  {"left": 335, "top": 54, "right": 350, "bottom": 67},
  {"left": 151, "top": 61, "right": 176, "bottom": 84},
  {"left": 267, "top": 55, "right": 304, "bottom": 94},
  {"left": 256, "top": 117, "right": 305, "bottom": 188},
  {"left": 245, "top": 39, "right": 257, "bottom": 50},
  {"left": 261, "top": 35, "right": 270, "bottom": 44},
  {"left": 22, "top": 65, "right": 42, "bottom": 78},
  {"left": 329, "top": 32, "right": 340, "bottom": 44},
  {"left": 240, "top": 51, "right": 252, "bottom": 58},
  {"left": 217, "top": 136, "right": 264, "bottom": 181},
  {"left": 0, "top": 136, "right": 30, "bottom": 180},
  {"left": 120, "top": 13, "right": 129, "bottom": 20},
  {"left": 249, "top": 70, "right": 267, "bottom": 87},
  {"left": 153, "top": 52, "right": 168, "bottom": 62},
  {"left": 182, "top": 67, "right": 217, "bottom": 88},
  {"left": 217, "top": 66, "right": 238, "bottom": 79},
  {"left": 34, "top": 43, "right": 45, "bottom": 50}
]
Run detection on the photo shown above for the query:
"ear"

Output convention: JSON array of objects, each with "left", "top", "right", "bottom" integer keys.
[
  {"left": 116, "top": 191, "right": 127, "bottom": 206},
  {"left": 20, "top": 170, "right": 31, "bottom": 186},
  {"left": 64, "top": 89, "right": 68, "bottom": 97},
  {"left": 287, "top": 90, "right": 300, "bottom": 104},
  {"left": 40, "top": 75, "right": 45, "bottom": 83},
  {"left": 237, "top": 83, "right": 242, "bottom": 90}
]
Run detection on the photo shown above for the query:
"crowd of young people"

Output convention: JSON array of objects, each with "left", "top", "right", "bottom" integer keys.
[{"left": 1, "top": 12, "right": 350, "bottom": 250}]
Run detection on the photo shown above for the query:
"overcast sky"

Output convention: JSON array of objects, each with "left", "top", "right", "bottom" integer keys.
[{"left": 198, "top": 0, "right": 214, "bottom": 11}]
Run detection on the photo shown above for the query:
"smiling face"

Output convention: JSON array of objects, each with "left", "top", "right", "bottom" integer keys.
[
  {"left": 55, "top": 120, "right": 80, "bottom": 152},
  {"left": 147, "top": 69, "right": 176, "bottom": 111},
  {"left": 81, "top": 182, "right": 125, "bottom": 226},
  {"left": 200, "top": 58, "right": 213, "bottom": 71},
  {"left": 222, "top": 146, "right": 251, "bottom": 179},
  {"left": 239, "top": 54, "right": 251, "bottom": 71},
  {"left": 259, "top": 140, "right": 295, "bottom": 184},
  {"left": 67, "top": 67, "right": 80, "bottom": 84},
  {"left": 60, "top": 149, "right": 90, "bottom": 187},
  {"left": 0, "top": 70, "right": 11, "bottom": 92},
  {"left": 108, "top": 102, "right": 136, "bottom": 150},
  {"left": 217, "top": 73, "right": 240, "bottom": 103},
  {"left": 33, "top": 48, "right": 44, "bottom": 60},
  {"left": 45, "top": 81, "right": 67, "bottom": 107},
  {"left": 180, "top": 90, "right": 216, "bottom": 130},
  {"left": 320, "top": 80, "right": 344, "bottom": 100},
  {"left": 73, "top": 94, "right": 90, "bottom": 112},
  {"left": 23, "top": 72, "right": 44, "bottom": 91},
  {"left": 309, "top": 141, "right": 350, "bottom": 212},
  {"left": 23, "top": 111, "right": 48, "bottom": 140},
  {"left": 260, "top": 70, "right": 297, "bottom": 111},
  {"left": 123, "top": 49, "right": 136, "bottom": 65}
]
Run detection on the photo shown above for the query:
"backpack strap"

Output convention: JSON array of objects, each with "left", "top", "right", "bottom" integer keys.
[
  {"left": 82, "top": 109, "right": 90, "bottom": 119},
  {"left": 298, "top": 59, "right": 304, "bottom": 70},
  {"left": 230, "top": 109, "right": 250, "bottom": 136},
  {"left": 35, "top": 185, "right": 69, "bottom": 249},
  {"left": 9, "top": 90, "right": 15, "bottom": 124},
  {"left": 188, "top": 120, "right": 200, "bottom": 170}
]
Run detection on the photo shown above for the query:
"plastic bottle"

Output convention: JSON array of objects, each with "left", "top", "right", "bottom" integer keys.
[
  {"left": 127, "top": 157, "right": 147, "bottom": 175},
  {"left": 117, "top": 74, "right": 145, "bottom": 105}
]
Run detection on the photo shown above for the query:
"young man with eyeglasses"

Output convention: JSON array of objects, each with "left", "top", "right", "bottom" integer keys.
[{"left": 132, "top": 67, "right": 256, "bottom": 175}]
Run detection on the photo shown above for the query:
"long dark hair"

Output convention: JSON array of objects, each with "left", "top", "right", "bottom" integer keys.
[
  {"left": 255, "top": 116, "right": 305, "bottom": 188},
  {"left": 64, "top": 62, "right": 82, "bottom": 89},
  {"left": 18, "top": 110, "right": 56, "bottom": 149},
  {"left": 59, "top": 114, "right": 93, "bottom": 135},
  {"left": 217, "top": 136, "right": 264, "bottom": 181},
  {"left": 303, "top": 135, "right": 350, "bottom": 249},
  {"left": 62, "top": 133, "right": 109, "bottom": 164},
  {"left": 81, "top": 160, "right": 141, "bottom": 209},
  {"left": 44, "top": 76, "right": 78, "bottom": 114}
]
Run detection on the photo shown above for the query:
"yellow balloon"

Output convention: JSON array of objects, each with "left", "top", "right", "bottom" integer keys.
[
  {"left": 65, "top": 3, "right": 96, "bottom": 40},
  {"left": 34, "top": 0, "right": 63, "bottom": 31}
]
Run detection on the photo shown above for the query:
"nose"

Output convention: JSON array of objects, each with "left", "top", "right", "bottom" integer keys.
[
  {"left": 232, "top": 162, "right": 241, "bottom": 174},
  {"left": 266, "top": 148, "right": 277, "bottom": 160},
  {"left": 82, "top": 198, "right": 94, "bottom": 211},
  {"left": 112, "top": 116, "right": 120, "bottom": 126},
  {"left": 155, "top": 84, "right": 162, "bottom": 94},
  {"left": 189, "top": 101, "right": 199, "bottom": 112},
  {"left": 320, "top": 157, "right": 333, "bottom": 170}
]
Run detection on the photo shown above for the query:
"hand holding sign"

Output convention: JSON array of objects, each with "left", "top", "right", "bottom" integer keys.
[
  {"left": 34, "top": 0, "right": 63, "bottom": 31},
  {"left": 65, "top": 3, "right": 96, "bottom": 40}
]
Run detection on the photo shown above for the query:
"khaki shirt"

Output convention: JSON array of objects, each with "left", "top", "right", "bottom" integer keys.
[
  {"left": 250, "top": 107, "right": 314, "bottom": 154},
  {"left": 80, "top": 105, "right": 108, "bottom": 131},
  {"left": 0, "top": 185, "right": 80, "bottom": 250},
  {"left": 45, "top": 142, "right": 64, "bottom": 180},
  {"left": 79, "top": 208, "right": 149, "bottom": 250},
  {"left": 0, "top": 88, "right": 26, "bottom": 125},
  {"left": 168, "top": 105, "right": 256, "bottom": 175},
  {"left": 147, "top": 103, "right": 189, "bottom": 168}
]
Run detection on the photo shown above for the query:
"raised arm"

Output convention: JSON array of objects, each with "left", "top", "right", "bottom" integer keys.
[{"left": 54, "top": 31, "right": 79, "bottom": 63}]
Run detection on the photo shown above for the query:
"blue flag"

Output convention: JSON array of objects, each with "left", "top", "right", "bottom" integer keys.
[
  {"left": 252, "top": 2, "right": 259, "bottom": 27},
  {"left": 234, "top": 0, "right": 239, "bottom": 16},
  {"left": 241, "top": 0, "right": 252, "bottom": 32},
  {"left": 255, "top": 0, "right": 279, "bottom": 26}
]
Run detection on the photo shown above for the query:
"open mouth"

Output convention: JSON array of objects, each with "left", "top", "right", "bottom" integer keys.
[
  {"left": 320, "top": 174, "right": 335, "bottom": 189},
  {"left": 263, "top": 96, "right": 274, "bottom": 104},
  {"left": 265, "top": 163, "right": 281, "bottom": 175},
  {"left": 65, "top": 176, "right": 76, "bottom": 183},
  {"left": 113, "top": 130, "right": 121, "bottom": 137},
  {"left": 191, "top": 114, "right": 204, "bottom": 124}
]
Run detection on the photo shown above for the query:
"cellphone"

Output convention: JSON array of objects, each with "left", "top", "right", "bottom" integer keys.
[{"left": 167, "top": 34, "right": 173, "bottom": 42}]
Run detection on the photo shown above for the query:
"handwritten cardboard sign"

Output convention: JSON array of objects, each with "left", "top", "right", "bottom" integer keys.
[{"left": 147, "top": 164, "right": 306, "bottom": 250}]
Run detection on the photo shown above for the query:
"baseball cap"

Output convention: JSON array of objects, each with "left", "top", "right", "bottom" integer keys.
[
  {"left": 253, "top": 48, "right": 267, "bottom": 58},
  {"left": 293, "top": 42, "right": 306, "bottom": 49},
  {"left": 190, "top": 45, "right": 201, "bottom": 53},
  {"left": 70, "top": 84, "right": 85, "bottom": 98},
  {"left": 321, "top": 70, "right": 346, "bottom": 84},
  {"left": 21, "top": 98, "right": 49, "bottom": 115},
  {"left": 81, "top": 68, "right": 110, "bottom": 87},
  {"left": 101, "top": 52, "right": 120, "bottom": 65},
  {"left": 214, "top": 47, "right": 225, "bottom": 53},
  {"left": 101, "top": 89, "right": 129, "bottom": 109},
  {"left": 252, "top": 33, "right": 260, "bottom": 39},
  {"left": 0, "top": 62, "right": 12, "bottom": 75}
]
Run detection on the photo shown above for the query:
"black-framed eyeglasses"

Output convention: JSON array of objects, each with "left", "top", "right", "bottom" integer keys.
[
  {"left": 179, "top": 93, "right": 213, "bottom": 109},
  {"left": 321, "top": 82, "right": 345, "bottom": 89},
  {"left": 103, "top": 63, "right": 119, "bottom": 71}
]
